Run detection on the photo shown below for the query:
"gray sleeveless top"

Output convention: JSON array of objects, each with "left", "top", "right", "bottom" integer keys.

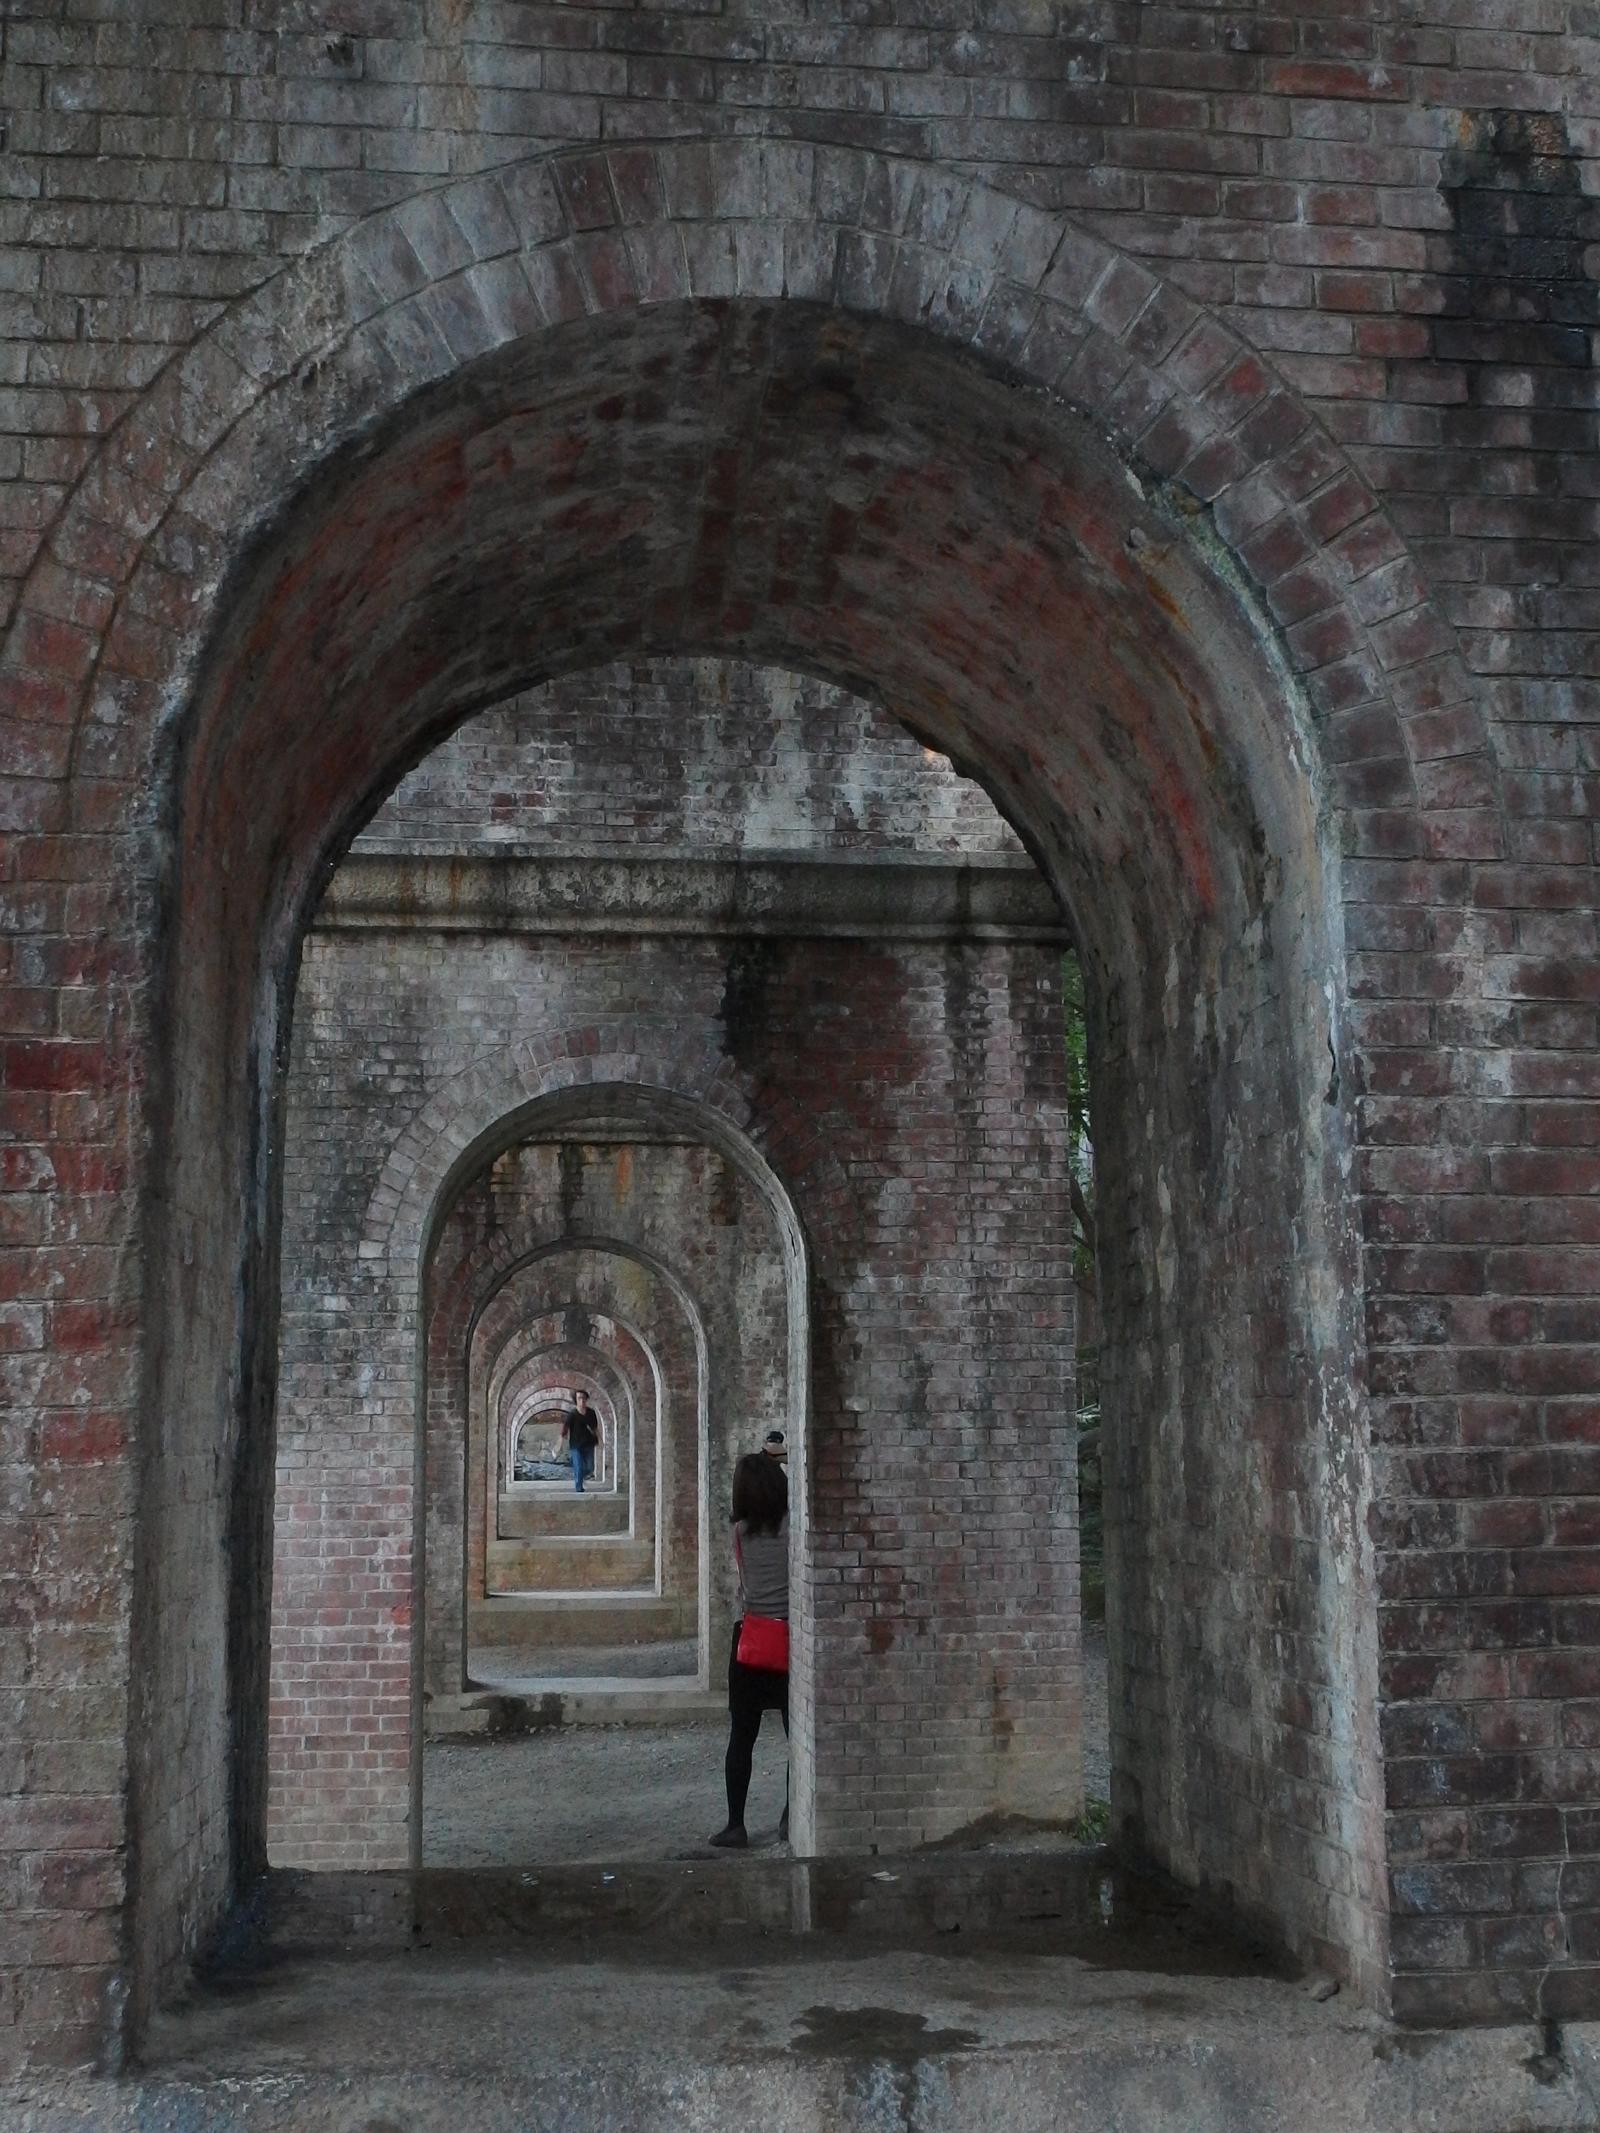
[{"left": 735, "top": 1516, "right": 789, "bottom": 1621}]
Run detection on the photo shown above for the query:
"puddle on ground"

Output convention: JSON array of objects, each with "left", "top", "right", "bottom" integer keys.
[{"left": 790, "top": 2005, "right": 981, "bottom": 2058}]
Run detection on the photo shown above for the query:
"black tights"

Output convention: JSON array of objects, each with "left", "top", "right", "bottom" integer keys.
[{"left": 725, "top": 1639, "right": 789, "bottom": 1827}]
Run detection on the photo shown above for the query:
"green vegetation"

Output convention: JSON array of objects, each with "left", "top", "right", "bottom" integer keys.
[{"left": 1073, "top": 1795, "right": 1112, "bottom": 1845}]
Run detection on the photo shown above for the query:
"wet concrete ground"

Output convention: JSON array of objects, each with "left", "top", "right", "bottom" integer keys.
[
  {"left": 61, "top": 1916, "right": 1600, "bottom": 2133},
  {"left": 16, "top": 1836, "right": 1600, "bottom": 2129},
  {"left": 34, "top": 1638, "right": 1515, "bottom": 2130}
]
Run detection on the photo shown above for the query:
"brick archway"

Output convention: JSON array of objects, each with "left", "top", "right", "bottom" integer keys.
[
  {"left": 5, "top": 139, "right": 1488, "bottom": 817},
  {"left": 444, "top": 1280, "right": 670, "bottom": 1659},
  {"left": 490, "top": 1338, "right": 639, "bottom": 1498},
  {"left": 466, "top": 1263, "right": 699, "bottom": 1651},
  {"left": 367, "top": 1037, "right": 796, "bottom": 1280},
  {"left": 437, "top": 1240, "right": 707, "bottom": 1728},
  {"left": 0, "top": 135, "right": 1533, "bottom": 2053},
  {"left": 285, "top": 1069, "right": 807, "bottom": 1872},
  {"left": 378, "top": 1061, "right": 813, "bottom": 1697}
]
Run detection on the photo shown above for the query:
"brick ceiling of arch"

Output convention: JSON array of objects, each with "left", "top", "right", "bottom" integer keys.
[{"left": 186, "top": 298, "right": 1317, "bottom": 964}]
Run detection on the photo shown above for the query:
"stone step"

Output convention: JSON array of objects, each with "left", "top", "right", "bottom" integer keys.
[
  {"left": 486, "top": 1537, "right": 655, "bottom": 1591},
  {"left": 101, "top": 1947, "right": 1600, "bottom": 2133},
  {"left": 468, "top": 1591, "right": 697, "bottom": 1652},
  {"left": 253, "top": 1848, "right": 1149, "bottom": 1954},
  {"left": 497, "top": 1494, "right": 632, "bottom": 1538}
]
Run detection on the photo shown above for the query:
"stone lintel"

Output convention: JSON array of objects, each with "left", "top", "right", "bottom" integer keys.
[{"left": 315, "top": 850, "right": 1070, "bottom": 944}]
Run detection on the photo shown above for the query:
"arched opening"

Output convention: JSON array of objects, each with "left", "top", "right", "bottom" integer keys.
[
  {"left": 490, "top": 1333, "right": 653, "bottom": 1622},
  {"left": 132, "top": 270, "right": 1379, "bottom": 2019},
  {"left": 420, "top": 1234, "right": 710, "bottom": 1750},
  {"left": 500, "top": 1361, "right": 626, "bottom": 1496},
  {"left": 265, "top": 646, "right": 1078, "bottom": 1883},
  {"left": 270, "top": 1052, "right": 812, "bottom": 1867}
]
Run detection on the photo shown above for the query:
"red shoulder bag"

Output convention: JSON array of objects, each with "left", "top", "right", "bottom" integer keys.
[{"left": 734, "top": 1531, "right": 790, "bottom": 1672}]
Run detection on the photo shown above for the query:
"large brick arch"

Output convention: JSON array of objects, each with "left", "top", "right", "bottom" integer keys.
[
  {"left": 368, "top": 1037, "right": 796, "bottom": 1284},
  {"left": 5, "top": 138, "right": 1489, "bottom": 822},
  {"left": 3, "top": 132, "right": 1552, "bottom": 2057},
  {"left": 464, "top": 1250, "right": 707, "bottom": 1661},
  {"left": 424, "top": 1269, "right": 672, "bottom": 1702}
]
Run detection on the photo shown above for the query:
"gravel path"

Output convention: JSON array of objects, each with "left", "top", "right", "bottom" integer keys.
[
  {"left": 426, "top": 1624, "right": 1108, "bottom": 1866},
  {"left": 426, "top": 1716, "right": 788, "bottom": 1864}
]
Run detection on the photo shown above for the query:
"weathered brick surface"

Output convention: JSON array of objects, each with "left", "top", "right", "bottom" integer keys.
[
  {"left": 0, "top": 14, "right": 1595, "bottom": 2053},
  {"left": 355, "top": 655, "right": 1022, "bottom": 858}
]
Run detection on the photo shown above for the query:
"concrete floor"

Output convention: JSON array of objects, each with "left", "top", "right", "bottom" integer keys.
[
  {"left": 15, "top": 1937, "right": 1600, "bottom": 2132},
  {"left": 9, "top": 1804, "right": 1599, "bottom": 2130},
  {"left": 466, "top": 1626, "right": 1108, "bottom": 1774},
  {"left": 39, "top": 1635, "right": 1543, "bottom": 2132},
  {"left": 427, "top": 1713, "right": 791, "bottom": 1863}
]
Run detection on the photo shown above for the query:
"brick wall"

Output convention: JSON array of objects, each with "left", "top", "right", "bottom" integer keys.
[
  {"left": 0, "top": 4, "right": 1591, "bottom": 547},
  {"left": 357, "top": 655, "right": 1022, "bottom": 858},
  {"left": 0, "top": 9, "right": 1596, "bottom": 2058}
]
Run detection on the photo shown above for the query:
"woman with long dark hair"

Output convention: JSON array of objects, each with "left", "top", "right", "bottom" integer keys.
[{"left": 709, "top": 1450, "right": 790, "bottom": 1849}]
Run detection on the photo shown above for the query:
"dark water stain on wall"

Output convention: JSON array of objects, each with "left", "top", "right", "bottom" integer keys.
[
  {"left": 1438, "top": 112, "right": 1600, "bottom": 378},
  {"left": 719, "top": 936, "right": 779, "bottom": 1081}
]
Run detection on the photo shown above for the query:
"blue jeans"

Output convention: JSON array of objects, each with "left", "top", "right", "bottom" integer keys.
[{"left": 570, "top": 1444, "right": 593, "bottom": 1492}]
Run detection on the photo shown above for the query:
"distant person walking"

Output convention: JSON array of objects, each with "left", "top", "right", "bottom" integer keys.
[
  {"left": 559, "top": 1390, "right": 600, "bottom": 1493},
  {"left": 710, "top": 1451, "right": 790, "bottom": 1850}
]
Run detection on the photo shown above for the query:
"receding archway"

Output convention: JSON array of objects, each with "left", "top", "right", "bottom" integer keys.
[
  {"left": 454, "top": 1259, "right": 696, "bottom": 1695},
  {"left": 269, "top": 644, "right": 1087, "bottom": 1887},
  {"left": 496, "top": 1351, "right": 628, "bottom": 1497},
  {"left": 96, "top": 145, "right": 1436, "bottom": 2025},
  {"left": 420, "top": 1089, "right": 805, "bottom": 1863}
]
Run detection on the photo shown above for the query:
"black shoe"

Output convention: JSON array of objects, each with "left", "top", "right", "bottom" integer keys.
[
  {"left": 778, "top": 1809, "right": 790, "bottom": 1842},
  {"left": 709, "top": 1823, "right": 748, "bottom": 1849}
]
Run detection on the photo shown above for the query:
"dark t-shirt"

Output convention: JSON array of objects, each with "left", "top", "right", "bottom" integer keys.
[{"left": 565, "top": 1407, "right": 598, "bottom": 1451}]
